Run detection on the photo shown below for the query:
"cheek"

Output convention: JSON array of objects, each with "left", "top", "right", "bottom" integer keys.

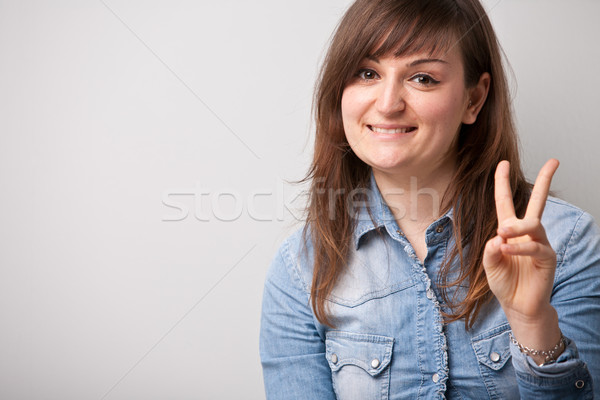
[
  {"left": 419, "top": 93, "right": 465, "bottom": 126},
  {"left": 341, "top": 87, "right": 365, "bottom": 125}
]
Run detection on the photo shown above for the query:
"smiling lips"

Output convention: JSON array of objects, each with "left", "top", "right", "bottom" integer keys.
[{"left": 368, "top": 125, "right": 417, "bottom": 134}]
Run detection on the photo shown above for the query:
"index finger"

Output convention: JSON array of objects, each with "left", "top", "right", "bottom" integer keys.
[
  {"left": 525, "top": 159, "right": 560, "bottom": 220},
  {"left": 494, "top": 160, "right": 516, "bottom": 223}
]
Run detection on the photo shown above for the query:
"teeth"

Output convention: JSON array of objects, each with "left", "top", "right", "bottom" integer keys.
[{"left": 370, "top": 126, "right": 415, "bottom": 134}]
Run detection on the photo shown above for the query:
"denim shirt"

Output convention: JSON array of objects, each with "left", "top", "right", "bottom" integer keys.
[{"left": 260, "top": 174, "right": 600, "bottom": 399}]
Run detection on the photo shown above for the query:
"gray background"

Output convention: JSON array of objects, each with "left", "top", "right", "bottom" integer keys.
[{"left": 0, "top": 0, "right": 598, "bottom": 399}]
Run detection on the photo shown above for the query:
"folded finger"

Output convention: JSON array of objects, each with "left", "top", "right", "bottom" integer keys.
[
  {"left": 498, "top": 218, "right": 549, "bottom": 243},
  {"left": 500, "top": 241, "right": 555, "bottom": 261}
]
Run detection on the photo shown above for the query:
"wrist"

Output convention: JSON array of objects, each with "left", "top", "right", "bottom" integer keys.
[
  {"left": 504, "top": 305, "right": 565, "bottom": 365},
  {"left": 503, "top": 303, "right": 558, "bottom": 328}
]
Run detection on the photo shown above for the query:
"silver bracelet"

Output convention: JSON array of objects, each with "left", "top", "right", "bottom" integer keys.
[{"left": 509, "top": 331, "right": 566, "bottom": 365}]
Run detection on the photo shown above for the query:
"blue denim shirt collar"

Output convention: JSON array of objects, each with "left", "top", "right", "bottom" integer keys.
[{"left": 353, "top": 170, "right": 454, "bottom": 250}]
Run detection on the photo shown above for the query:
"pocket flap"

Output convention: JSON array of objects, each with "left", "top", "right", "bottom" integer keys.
[
  {"left": 471, "top": 325, "right": 512, "bottom": 371},
  {"left": 325, "top": 331, "right": 394, "bottom": 377}
]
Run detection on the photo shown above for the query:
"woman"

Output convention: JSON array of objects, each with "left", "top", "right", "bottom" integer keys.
[{"left": 260, "top": 0, "right": 600, "bottom": 398}]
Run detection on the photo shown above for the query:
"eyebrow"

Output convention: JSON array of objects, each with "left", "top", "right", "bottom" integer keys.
[{"left": 366, "top": 55, "right": 449, "bottom": 67}]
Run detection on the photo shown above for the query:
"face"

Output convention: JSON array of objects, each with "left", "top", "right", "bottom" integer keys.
[{"left": 341, "top": 46, "right": 474, "bottom": 178}]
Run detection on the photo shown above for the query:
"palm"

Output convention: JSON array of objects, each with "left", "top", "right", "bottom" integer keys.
[{"left": 483, "top": 160, "right": 559, "bottom": 318}]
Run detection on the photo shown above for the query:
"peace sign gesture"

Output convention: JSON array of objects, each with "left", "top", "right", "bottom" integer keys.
[{"left": 483, "top": 159, "right": 560, "bottom": 318}]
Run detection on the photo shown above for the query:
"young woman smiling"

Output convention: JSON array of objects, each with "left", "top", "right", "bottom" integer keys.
[{"left": 260, "top": 0, "right": 600, "bottom": 398}]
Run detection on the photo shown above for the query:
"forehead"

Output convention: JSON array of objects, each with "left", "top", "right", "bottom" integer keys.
[
  {"left": 366, "top": 44, "right": 464, "bottom": 70},
  {"left": 369, "top": 19, "right": 458, "bottom": 57},
  {"left": 365, "top": 27, "right": 464, "bottom": 65}
]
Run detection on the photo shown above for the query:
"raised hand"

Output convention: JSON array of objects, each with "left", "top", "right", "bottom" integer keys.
[
  {"left": 483, "top": 159, "right": 563, "bottom": 361},
  {"left": 483, "top": 159, "right": 560, "bottom": 316}
]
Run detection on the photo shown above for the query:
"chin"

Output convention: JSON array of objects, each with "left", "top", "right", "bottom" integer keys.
[
  {"left": 361, "top": 152, "right": 409, "bottom": 171},
  {"left": 366, "top": 160, "right": 410, "bottom": 174}
]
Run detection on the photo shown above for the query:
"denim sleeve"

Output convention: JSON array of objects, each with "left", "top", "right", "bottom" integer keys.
[
  {"left": 511, "top": 211, "right": 600, "bottom": 399},
  {"left": 259, "top": 240, "right": 336, "bottom": 400}
]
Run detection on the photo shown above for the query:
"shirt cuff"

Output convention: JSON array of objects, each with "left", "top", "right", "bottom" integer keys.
[
  {"left": 510, "top": 336, "right": 582, "bottom": 377},
  {"left": 509, "top": 336, "right": 593, "bottom": 396}
]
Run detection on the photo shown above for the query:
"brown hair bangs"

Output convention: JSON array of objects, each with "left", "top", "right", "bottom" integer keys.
[{"left": 334, "top": 0, "right": 468, "bottom": 86}]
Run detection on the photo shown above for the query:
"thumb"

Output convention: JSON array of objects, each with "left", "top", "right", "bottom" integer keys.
[{"left": 483, "top": 235, "right": 504, "bottom": 270}]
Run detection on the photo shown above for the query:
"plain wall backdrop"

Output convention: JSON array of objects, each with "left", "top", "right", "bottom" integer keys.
[{"left": 0, "top": 0, "right": 598, "bottom": 399}]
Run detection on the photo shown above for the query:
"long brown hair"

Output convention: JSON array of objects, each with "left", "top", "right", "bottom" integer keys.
[{"left": 302, "top": 0, "right": 530, "bottom": 329}]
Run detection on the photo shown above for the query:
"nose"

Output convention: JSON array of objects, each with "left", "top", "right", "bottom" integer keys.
[{"left": 375, "top": 79, "right": 406, "bottom": 115}]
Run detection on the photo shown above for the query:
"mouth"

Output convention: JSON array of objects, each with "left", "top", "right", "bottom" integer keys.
[{"left": 367, "top": 125, "right": 417, "bottom": 134}]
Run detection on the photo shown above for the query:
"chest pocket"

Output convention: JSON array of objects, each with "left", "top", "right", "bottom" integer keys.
[
  {"left": 471, "top": 324, "right": 519, "bottom": 399},
  {"left": 325, "top": 331, "right": 394, "bottom": 400}
]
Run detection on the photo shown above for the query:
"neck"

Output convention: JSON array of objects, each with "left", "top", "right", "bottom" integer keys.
[{"left": 373, "top": 160, "right": 456, "bottom": 233}]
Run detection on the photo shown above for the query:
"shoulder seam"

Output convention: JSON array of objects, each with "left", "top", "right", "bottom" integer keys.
[{"left": 280, "top": 233, "right": 312, "bottom": 294}]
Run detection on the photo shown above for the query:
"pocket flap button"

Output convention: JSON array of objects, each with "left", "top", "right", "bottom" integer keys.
[
  {"left": 370, "top": 358, "right": 380, "bottom": 369},
  {"left": 490, "top": 352, "right": 500, "bottom": 362},
  {"left": 331, "top": 353, "right": 338, "bottom": 364}
]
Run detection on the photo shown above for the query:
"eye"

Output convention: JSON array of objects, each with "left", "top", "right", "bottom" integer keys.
[
  {"left": 356, "top": 68, "right": 380, "bottom": 81},
  {"left": 410, "top": 73, "right": 440, "bottom": 86}
]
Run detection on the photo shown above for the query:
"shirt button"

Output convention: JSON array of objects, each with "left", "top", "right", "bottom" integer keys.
[
  {"left": 426, "top": 289, "right": 435, "bottom": 300},
  {"left": 575, "top": 380, "right": 585, "bottom": 389},
  {"left": 436, "top": 225, "right": 444, "bottom": 233},
  {"left": 432, "top": 373, "right": 440, "bottom": 383},
  {"left": 396, "top": 229, "right": 405, "bottom": 237},
  {"left": 371, "top": 358, "right": 380, "bottom": 369},
  {"left": 490, "top": 352, "right": 500, "bottom": 362},
  {"left": 331, "top": 353, "right": 338, "bottom": 364}
]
